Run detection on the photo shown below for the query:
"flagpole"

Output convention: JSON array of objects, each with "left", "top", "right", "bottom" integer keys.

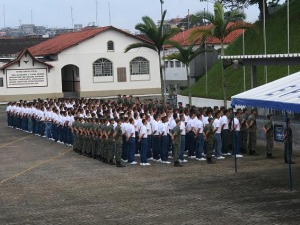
[
  {"left": 160, "top": 0, "right": 167, "bottom": 104},
  {"left": 263, "top": 0, "right": 268, "bottom": 83},
  {"left": 287, "top": 0, "right": 290, "bottom": 75}
]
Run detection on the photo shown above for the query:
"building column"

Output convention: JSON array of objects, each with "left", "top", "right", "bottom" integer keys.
[{"left": 251, "top": 65, "right": 257, "bottom": 88}]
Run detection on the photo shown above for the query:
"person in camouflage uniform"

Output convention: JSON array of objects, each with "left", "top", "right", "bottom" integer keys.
[
  {"left": 171, "top": 119, "right": 183, "bottom": 167},
  {"left": 284, "top": 118, "right": 295, "bottom": 164},
  {"left": 204, "top": 117, "right": 215, "bottom": 164},
  {"left": 263, "top": 114, "right": 275, "bottom": 159},
  {"left": 90, "top": 118, "right": 98, "bottom": 159},
  {"left": 102, "top": 118, "right": 109, "bottom": 164},
  {"left": 239, "top": 108, "right": 248, "bottom": 154},
  {"left": 71, "top": 117, "right": 79, "bottom": 153},
  {"left": 247, "top": 109, "right": 259, "bottom": 156},
  {"left": 77, "top": 118, "right": 84, "bottom": 155},
  {"left": 107, "top": 118, "right": 115, "bottom": 165},
  {"left": 114, "top": 119, "right": 125, "bottom": 167}
]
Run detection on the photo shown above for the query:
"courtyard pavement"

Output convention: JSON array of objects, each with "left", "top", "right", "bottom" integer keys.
[{"left": 0, "top": 106, "right": 299, "bottom": 225}]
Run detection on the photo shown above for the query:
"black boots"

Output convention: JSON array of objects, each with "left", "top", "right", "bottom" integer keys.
[
  {"left": 108, "top": 160, "right": 116, "bottom": 165},
  {"left": 267, "top": 153, "right": 275, "bottom": 159},
  {"left": 207, "top": 157, "right": 215, "bottom": 164},
  {"left": 116, "top": 161, "right": 125, "bottom": 167},
  {"left": 174, "top": 161, "right": 183, "bottom": 167},
  {"left": 249, "top": 151, "right": 260, "bottom": 156},
  {"left": 285, "top": 157, "right": 295, "bottom": 164}
]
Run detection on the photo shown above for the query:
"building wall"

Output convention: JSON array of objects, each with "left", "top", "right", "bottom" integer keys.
[
  {"left": 0, "top": 53, "right": 62, "bottom": 101},
  {"left": 53, "top": 29, "right": 161, "bottom": 97},
  {"left": 0, "top": 29, "right": 161, "bottom": 101}
]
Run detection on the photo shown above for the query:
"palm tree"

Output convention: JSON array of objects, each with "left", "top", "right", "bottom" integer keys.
[
  {"left": 191, "top": 1, "right": 253, "bottom": 107},
  {"left": 164, "top": 40, "right": 208, "bottom": 106},
  {"left": 125, "top": 10, "right": 180, "bottom": 104}
]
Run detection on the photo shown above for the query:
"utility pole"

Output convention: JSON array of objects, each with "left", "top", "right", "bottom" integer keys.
[
  {"left": 95, "top": 0, "right": 98, "bottom": 26},
  {"left": 71, "top": 7, "right": 74, "bottom": 31}
]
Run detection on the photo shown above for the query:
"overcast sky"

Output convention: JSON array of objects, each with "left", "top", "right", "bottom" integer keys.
[{"left": 1, "top": 0, "right": 281, "bottom": 32}]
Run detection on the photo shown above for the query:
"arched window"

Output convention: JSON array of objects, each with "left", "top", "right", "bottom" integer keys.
[
  {"left": 107, "top": 41, "right": 114, "bottom": 51},
  {"left": 93, "top": 58, "right": 113, "bottom": 77},
  {"left": 130, "top": 57, "right": 149, "bottom": 75}
]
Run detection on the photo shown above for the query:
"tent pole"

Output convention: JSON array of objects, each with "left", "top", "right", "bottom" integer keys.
[
  {"left": 232, "top": 108, "right": 237, "bottom": 173},
  {"left": 285, "top": 111, "right": 293, "bottom": 191}
]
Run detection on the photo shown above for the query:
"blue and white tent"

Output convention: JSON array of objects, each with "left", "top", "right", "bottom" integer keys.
[
  {"left": 231, "top": 71, "right": 300, "bottom": 191},
  {"left": 231, "top": 71, "right": 300, "bottom": 112}
]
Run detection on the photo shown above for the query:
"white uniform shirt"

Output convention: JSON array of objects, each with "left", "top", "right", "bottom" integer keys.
[
  {"left": 233, "top": 118, "right": 240, "bottom": 131},
  {"left": 180, "top": 120, "right": 186, "bottom": 135},
  {"left": 194, "top": 119, "right": 204, "bottom": 134},
  {"left": 220, "top": 115, "right": 229, "bottom": 130},
  {"left": 213, "top": 118, "right": 221, "bottom": 134},
  {"left": 139, "top": 124, "right": 148, "bottom": 139},
  {"left": 126, "top": 124, "right": 135, "bottom": 138}
]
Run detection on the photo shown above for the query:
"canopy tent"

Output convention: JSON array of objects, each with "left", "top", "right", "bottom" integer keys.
[
  {"left": 231, "top": 71, "right": 300, "bottom": 112},
  {"left": 231, "top": 71, "right": 300, "bottom": 191}
]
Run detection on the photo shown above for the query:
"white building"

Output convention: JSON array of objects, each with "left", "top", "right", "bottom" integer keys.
[{"left": 0, "top": 26, "right": 161, "bottom": 101}]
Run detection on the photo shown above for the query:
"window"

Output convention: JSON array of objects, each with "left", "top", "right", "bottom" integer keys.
[
  {"left": 117, "top": 67, "right": 127, "bottom": 82},
  {"left": 170, "top": 61, "right": 174, "bottom": 68},
  {"left": 0, "top": 77, "right": 3, "bottom": 87},
  {"left": 107, "top": 41, "right": 114, "bottom": 51},
  {"left": 130, "top": 57, "right": 149, "bottom": 75},
  {"left": 165, "top": 61, "right": 168, "bottom": 68},
  {"left": 176, "top": 61, "right": 181, "bottom": 68},
  {"left": 93, "top": 58, "right": 113, "bottom": 77}
]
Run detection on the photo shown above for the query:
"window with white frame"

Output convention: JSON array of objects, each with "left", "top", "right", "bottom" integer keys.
[
  {"left": 0, "top": 77, "right": 3, "bottom": 87},
  {"left": 93, "top": 58, "right": 113, "bottom": 77},
  {"left": 107, "top": 41, "right": 114, "bottom": 51},
  {"left": 165, "top": 61, "right": 168, "bottom": 68},
  {"left": 130, "top": 57, "right": 149, "bottom": 75},
  {"left": 175, "top": 60, "right": 181, "bottom": 67},
  {"left": 170, "top": 61, "right": 174, "bottom": 68}
]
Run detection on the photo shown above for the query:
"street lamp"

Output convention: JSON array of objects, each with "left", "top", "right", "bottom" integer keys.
[{"left": 160, "top": 0, "right": 167, "bottom": 104}]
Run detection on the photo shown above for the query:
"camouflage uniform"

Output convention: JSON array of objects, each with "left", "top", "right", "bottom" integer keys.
[
  {"left": 247, "top": 114, "right": 257, "bottom": 155},
  {"left": 204, "top": 123, "right": 214, "bottom": 160},
  {"left": 114, "top": 124, "right": 123, "bottom": 164},
  {"left": 172, "top": 125, "right": 181, "bottom": 162},
  {"left": 264, "top": 120, "right": 274, "bottom": 156},
  {"left": 107, "top": 123, "right": 115, "bottom": 164},
  {"left": 239, "top": 113, "right": 248, "bottom": 153}
]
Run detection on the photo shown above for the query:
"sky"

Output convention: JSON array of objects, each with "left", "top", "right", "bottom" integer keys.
[{"left": 0, "top": 0, "right": 279, "bottom": 32}]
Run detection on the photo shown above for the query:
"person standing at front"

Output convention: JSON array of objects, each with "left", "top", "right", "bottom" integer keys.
[
  {"left": 204, "top": 118, "right": 215, "bottom": 164},
  {"left": 283, "top": 118, "right": 295, "bottom": 164},
  {"left": 213, "top": 110, "right": 224, "bottom": 159},
  {"left": 263, "top": 114, "right": 275, "bottom": 159},
  {"left": 248, "top": 109, "right": 259, "bottom": 156},
  {"left": 139, "top": 119, "right": 150, "bottom": 166},
  {"left": 126, "top": 118, "right": 137, "bottom": 165}
]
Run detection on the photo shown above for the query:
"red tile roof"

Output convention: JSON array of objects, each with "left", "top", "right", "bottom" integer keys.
[
  {"left": 0, "top": 48, "right": 53, "bottom": 70},
  {"left": 29, "top": 26, "right": 153, "bottom": 56},
  {"left": 170, "top": 22, "right": 247, "bottom": 46}
]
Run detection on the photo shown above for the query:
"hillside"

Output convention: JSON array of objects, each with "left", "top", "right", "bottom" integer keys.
[{"left": 181, "top": 0, "right": 300, "bottom": 100}]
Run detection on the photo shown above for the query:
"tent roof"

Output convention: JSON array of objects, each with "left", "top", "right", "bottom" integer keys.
[{"left": 231, "top": 71, "right": 300, "bottom": 112}]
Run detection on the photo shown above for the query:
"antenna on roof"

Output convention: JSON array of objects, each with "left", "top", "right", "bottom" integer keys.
[
  {"left": 3, "top": 4, "right": 5, "bottom": 28},
  {"left": 71, "top": 7, "right": 74, "bottom": 31},
  {"left": 95, "top": 0, "right": 98, "bottom": 26},
  {"left": 108, "top": 1, "right": 111, "bottom": 26}
]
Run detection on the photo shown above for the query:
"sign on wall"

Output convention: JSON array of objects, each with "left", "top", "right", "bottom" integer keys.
[
  {"left": 274, "top": 124, "right": 284, "bottom": 142},
  {"left": 6, "top": 68, "right": 48, "bottom": 88}
]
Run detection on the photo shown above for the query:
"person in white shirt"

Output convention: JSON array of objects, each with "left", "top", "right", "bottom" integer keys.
[
  {"left": 126, "top": 118, "right": 137, "bottom": 164},
  {"left": 145, "top": 115, "right": 153, "bottom": 160},
  {"left": 44, "top": 107, "right": 52, "bottom": 139},
  {"left": 232, "top": 111, "right": 243, "bottom": 158},
  {"left": 152, "top": 114, "right": 161, "bottom": 161},
  {"left": 160, "top": 116, "right": 171, "bottom": 164},
  {"left": 220, "top": 109, "right": 230, "bottom": 155},
  {"left": 121, "top": 116, "right": 129, "bottom": 162},
  {"left": 186, "top": 112, "right": 196, "bottom": 158},
  {"left": 194, "top": 113, "right": 206, "bottom": 161},
  {"left": 213, "top": 110, "right": 224, "bottom": 159},
  {"left": 139, "top": 119, "right": 150, "bottom": 166},
  {"left": 179, "top": 114, "right": 187, "bottom": 163}
]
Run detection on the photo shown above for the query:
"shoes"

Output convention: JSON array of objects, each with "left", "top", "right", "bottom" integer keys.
[
  {"left": 121, "top": 159, "right": 128, "bottom": 163},
  {"left": 183, "top": 154, "right": 188, "bottom": 157},
  {"left": 156, "top": 159, "right": 162, "bottom": 163},
  {"left": 140, "top": 163, "right": 146, "bottom": 166},
  {"left": 227, "top": 153, "right": 232, "bottom": 156},
  {"left": 129, "top": 161, "right": 137, "bottom": 165},
  {"left": 135, "top": 154, "right": 140, "bottom": 157},
  {"left": 148, "top": 157, "right": 153, "bottom": 161},
  {"left": 207, "top": 157, "right": 215, "bottom": 164},
  {"left": 179, "top": 159, "right": 188, "bottom": 163},
  {"left": 267, "top": 154, "right": 275, "bottom": 159},
  {"left": 145, "top": 163, "right": 151, "bottom": 166},
  {"left": 232, "top": 154, "right": 243, "bottom": 158},
  {"left": 250, "top": 152, "right": 260, "bottom": 156},
  {"left": 168, "top": 156, "right": 173, "bottom": 159},
  {"left": 188, "top": 156, "right": 196, "bottom": 159},
  {"left": 116, "top": 161, "right": 125, "bottom": 167},
  {"left": 196, "top": 157, "right": 206, "bottom": 161},
  {"left": 216, "top": 156, "right": 225, "bottom": 159},
  {"left": 162, "top": 161, "right": 171, "bottom": 164}
]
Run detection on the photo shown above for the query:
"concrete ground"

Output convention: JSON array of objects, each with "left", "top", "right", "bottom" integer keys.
[{"left": 0, "top": 107, "right": 300, "bottom": 225}]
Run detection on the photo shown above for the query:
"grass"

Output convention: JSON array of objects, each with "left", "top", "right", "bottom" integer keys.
[{"left": 181, "top": 0, "right": 300, "bottom": 100}]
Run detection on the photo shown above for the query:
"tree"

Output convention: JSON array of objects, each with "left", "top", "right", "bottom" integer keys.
[
  {"left": 164, "top": 40, "right": 208, "bottom": 106},
  {"left": 124, "top": 10, "right": 180, "bottom": 103},
  {"left": 191, "top": 1, "right": 253, "bottom": 107}
]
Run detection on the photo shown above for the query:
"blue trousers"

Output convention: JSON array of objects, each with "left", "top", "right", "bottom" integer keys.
[
  {"left": 127, "top": 137, "right": 136, "bottom": 163},
  {"left": 140, "top": 138, "right": 148, "bottom": 163},
  {"left": 180, "top": 135, "right": 186, "bottom": 160},
  {"left": 195, "top": 133, "right": 204, "bottom": 158}
]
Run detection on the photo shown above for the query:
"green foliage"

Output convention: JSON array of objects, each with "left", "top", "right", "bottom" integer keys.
[{"left": 182, "top": 0, "right": 300, "bottom": 100}]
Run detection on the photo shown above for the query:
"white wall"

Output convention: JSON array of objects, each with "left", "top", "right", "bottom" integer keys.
[
  {"left": 177, "top": 94, "right": 231, "bottom": 108},
  {"left": 56, "top": 29, "right": 161, "bottom": 93}
]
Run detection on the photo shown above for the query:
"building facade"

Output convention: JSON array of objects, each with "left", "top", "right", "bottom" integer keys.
[{"left": 0, "top": 26, "right": 161, "bottom": 101}]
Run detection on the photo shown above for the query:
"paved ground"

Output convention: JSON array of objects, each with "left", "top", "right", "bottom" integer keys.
[{"left": 0, "top": 107, "right": 300, "bottom": 225}]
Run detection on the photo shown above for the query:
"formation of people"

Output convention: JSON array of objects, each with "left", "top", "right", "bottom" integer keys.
[{"left": 5, "top": 94, "right": 295, "bottom": 167}]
